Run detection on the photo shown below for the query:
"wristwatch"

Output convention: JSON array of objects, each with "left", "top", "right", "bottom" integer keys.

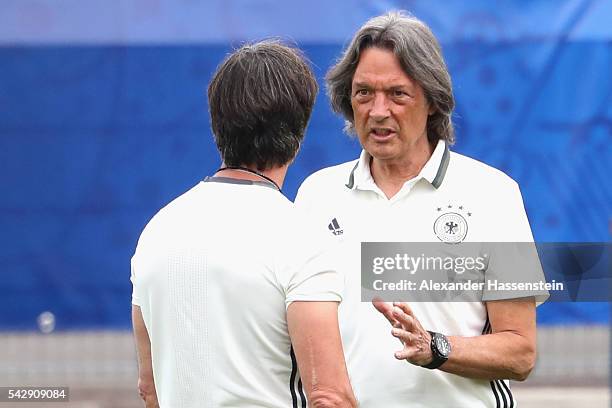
[{"left": 422, "top": 331, "right": 451, "bottom": 369}]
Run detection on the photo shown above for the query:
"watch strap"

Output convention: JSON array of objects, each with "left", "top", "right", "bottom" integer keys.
[{"left": 423, "top": 331, "right": 449, "bottom": 370}]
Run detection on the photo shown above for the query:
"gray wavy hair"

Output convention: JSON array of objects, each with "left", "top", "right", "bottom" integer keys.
[{"left": 326, "top": 11, "right": 455, "bottom": 144}]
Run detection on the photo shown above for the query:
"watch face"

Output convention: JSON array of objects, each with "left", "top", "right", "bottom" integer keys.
[{"left": 435, "top": 335, "right": 450, "bottom": 357}]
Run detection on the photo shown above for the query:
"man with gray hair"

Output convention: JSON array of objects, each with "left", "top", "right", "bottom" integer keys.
[
  {"left": 296, "top": 11, "right": 545, "bottom": 407},
  {"left": 132, "top": 40, "right": 357, "bottom": 407}
]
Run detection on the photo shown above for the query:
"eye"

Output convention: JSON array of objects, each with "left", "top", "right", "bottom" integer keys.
[
  {"left": 392, "top": 89, "right": 407, "bottom": 97},
  {"left": 355, "top": 89, "right": 370, "bottom": 96}
]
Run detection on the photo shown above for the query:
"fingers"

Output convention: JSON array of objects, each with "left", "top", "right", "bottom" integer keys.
[
  {"left": 391, "top": 327, "right": 424, "bottom": 347},
  {"left": 393, "top": 302, "right": 428, "bottom": 334},
  {"left": 391, "top": 328, "right": 424, "bottom": 360},
  {"left": 392, "top": 306, "right": 416, "bottom": 332},
  {"left": 392, "top": 328, "right": 412, "bottom": 360},
  {"left": 393, "top": 344, "right": 425, "bottom": 362},
  {"left": 383, "top": 303, "right": 433, "bottom": 366},
  {"left": 394, "top": 348, "right": 412, "bottom": 360},
  {"left": 391, "top": 327, "right": 413, "bottom": 345},
  {"left": 372, "top": 300, "right": 418, "bottom": 331},
  {"left": 393, "top": 302, "right": 414, "bottom": 317},
  {"left": 372, "top": 299, "right": 398, "bottom": 327},
  {"left": 391, "top": 327, "right": 432, "bottom": 365}
]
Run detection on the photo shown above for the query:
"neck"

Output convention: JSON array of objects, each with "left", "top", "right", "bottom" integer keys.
[
  {"left": 370, "top": 139, "right": 434, "bottom": 199},
  {"left": 216, "top": 163, "right": 288, "bottom": 190}
]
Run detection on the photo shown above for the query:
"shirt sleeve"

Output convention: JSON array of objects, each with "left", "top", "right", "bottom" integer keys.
[
  {"left": 481, "top": 180, "right": 549, "bottom": 304},
  {"left": 294, "top": 172, "right": 320, "bottom": 215},
  {"left": 130, "top": 255, "right": 142, "bottom": 306},
  {"left": 279, "top": 218, "right": 344, "bottom": 309}
]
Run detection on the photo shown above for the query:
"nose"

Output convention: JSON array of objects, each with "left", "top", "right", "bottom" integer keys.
[{"left": 369, "top": 92, "right": 390, "bottom": 122}]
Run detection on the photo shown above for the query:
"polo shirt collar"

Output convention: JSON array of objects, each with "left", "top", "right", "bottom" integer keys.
[{"left": 345, "top": 139, "right": 450, "bottom": 191}]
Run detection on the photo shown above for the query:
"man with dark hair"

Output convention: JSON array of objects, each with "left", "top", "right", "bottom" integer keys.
[
  {"left": 131, "top": 40, "right": 357, "bottom": 408},
  {"left": 208, "top": 42, "right": 318, "bottom": 170},
  {"left": 296, "top": 12, "right": 547, "bottom": 407}
]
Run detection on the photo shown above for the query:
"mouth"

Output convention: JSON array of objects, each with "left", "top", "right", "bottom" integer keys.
[{"left": 369, "top": 127, "right": 396, "bottom": 142}]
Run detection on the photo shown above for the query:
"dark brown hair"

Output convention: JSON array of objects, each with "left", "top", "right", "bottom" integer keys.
[{"left": 208, "top": 40, "right": 319, "bottom": 170}]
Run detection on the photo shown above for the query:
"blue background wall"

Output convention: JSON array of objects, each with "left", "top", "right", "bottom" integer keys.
[{"left": 1, "top": 0, "right": 610, "bottom": 330}]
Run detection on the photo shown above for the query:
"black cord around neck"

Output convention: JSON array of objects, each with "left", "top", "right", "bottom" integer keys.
[{"left": 216, "top": 166, "right": 281, "bottom": 192}]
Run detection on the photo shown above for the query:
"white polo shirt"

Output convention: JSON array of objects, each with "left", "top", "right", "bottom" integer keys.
[
  {"left": 131, "top": 178, "right": 343, "bottom": 408},
  {"left": 295, "top": 140, "right": 547, "bottom": 408}
]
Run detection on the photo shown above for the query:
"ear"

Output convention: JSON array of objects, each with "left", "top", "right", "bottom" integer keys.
[{"left": 428, "top": 104, "right": 436, "bottom": 116}]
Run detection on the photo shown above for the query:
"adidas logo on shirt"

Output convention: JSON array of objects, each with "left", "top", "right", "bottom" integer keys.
[{"left": 328, "top": 218, "right": 343, "bottom": 236}]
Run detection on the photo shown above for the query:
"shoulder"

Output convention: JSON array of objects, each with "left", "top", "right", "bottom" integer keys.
[
  {"left": 446, "top": 151, "right": 530, "bottom": 232},
  {"left": 447, "top": 151, "right": 520, "bottom": 192},
  {"left": 297, "top": 159, "right": 359, "bottom": 198},
  {"left": 135, "top": 183, "right": 206, "bottom": 249}
]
